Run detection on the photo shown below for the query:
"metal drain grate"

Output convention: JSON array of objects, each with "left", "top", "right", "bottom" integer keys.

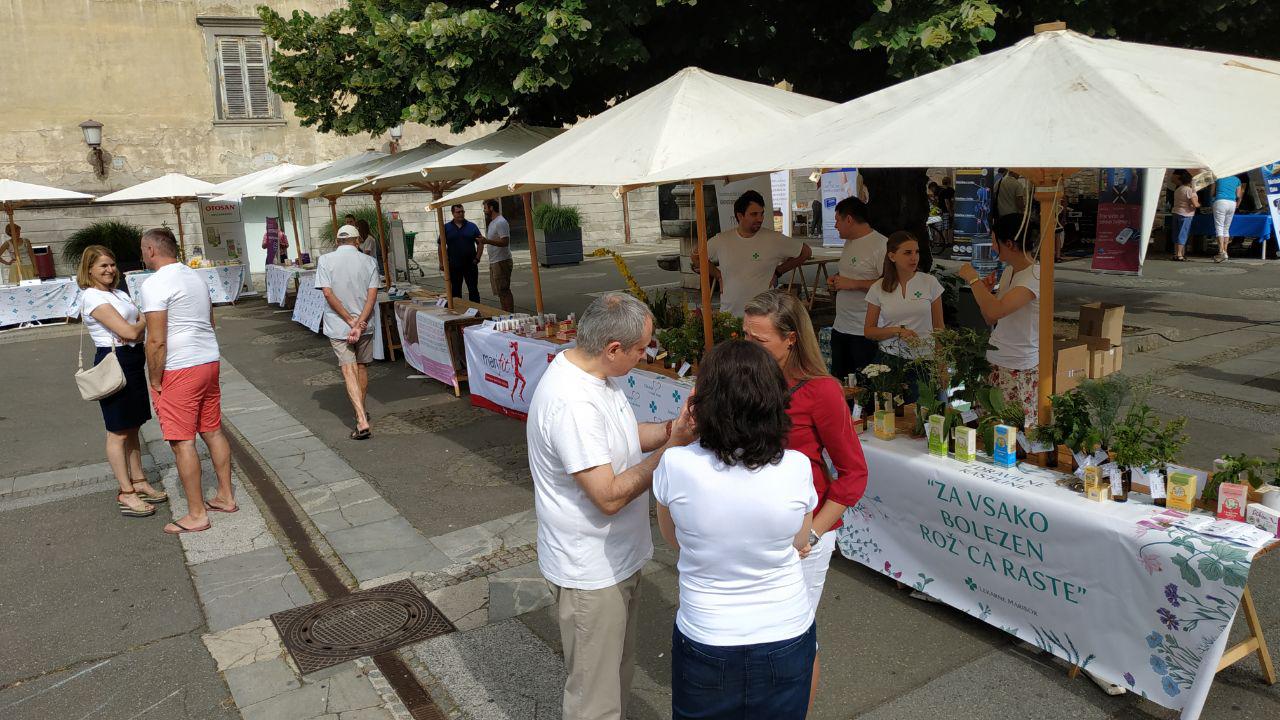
[{"left": 272, "top": 580, "right": 455, "bottom": 675}]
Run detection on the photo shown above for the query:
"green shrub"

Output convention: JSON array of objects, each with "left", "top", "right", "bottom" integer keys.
[
  {"left": 61, "top": 220, "right": 144, "bottom": 264},
  {"left": 532, "top": 203, "right": 581, "bottom": 233},
  {"left": 318, "top": 206, "right": 391, "bottom": 247}
]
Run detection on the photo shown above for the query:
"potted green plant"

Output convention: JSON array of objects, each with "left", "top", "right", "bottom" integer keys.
[
  {"left": 1031, "top": 390, "right": 1101, "bottom": 465},
  {"left": 533, "top": 203, "right": 583, "bottom": 267},
  {"left": 1109, "top": 404, "right": 1162, "bottom": 499},
  {"left": 654, "top": 309, "right": 741, "bottom": 368},
  {"left": 62, "top": 220, "right": 144, "bottom": 271},
  {"left": 973, "top": 386, "right": 1026, "bottom": 457},
  {"left": 1076, "top": 375, "right": 1135, "bottom": 451},
  {"left": 1143, "top": 414, "right": 1188, "bottom": 506},
  {"left": 858, "top": 362, "right": 904, "bottom": 417},
  {"left": 1203, "top": 453, "right": 1270, "bottom": 502},
  {"left": 318, "top": 206, "right": 391, "bottom": 248}
]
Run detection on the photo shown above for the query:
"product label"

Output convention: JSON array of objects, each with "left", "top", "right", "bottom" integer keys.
[{"left": 1146, "top": 470, "right": 1166, "bottom": 500}]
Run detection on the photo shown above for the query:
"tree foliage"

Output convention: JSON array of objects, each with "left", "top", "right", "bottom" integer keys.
[{"left": 260, "top": 0, "right": 1280, "bottom": 134}]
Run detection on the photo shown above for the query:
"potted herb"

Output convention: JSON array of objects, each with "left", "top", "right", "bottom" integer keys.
[
  {"left": 1145, "top": 415, "right": 1188, "bottom": 507},
  {"left": 859, "top": 362, "right": 904, "bottom": 417},
  {"left": 1203, "top": 453, "right": 1270, "bottom": 502},
  {"left": 533, "top": 203, "right": 583, "bottom": 267},
  {"left": 1109, "top": 404, "right": 1160, "bottom": 499},
  {"left": 1031, "top": 390, "right": 1101, "bottom": 465},
  {"left": 974, "top": 386, "right": 1026, "bottom": 457},
  {"left": 1076, "top": 375, "right": 1135, "bottom": 452}
]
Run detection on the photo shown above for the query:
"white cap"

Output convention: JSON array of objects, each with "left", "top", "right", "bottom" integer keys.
[{"left": 336, "top": 224, "right": 360, "bottom": 240}]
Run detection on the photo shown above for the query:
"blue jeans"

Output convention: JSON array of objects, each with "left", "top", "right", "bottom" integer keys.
[
  {"left": 1171, "top": 214, "right": 1192, "bottom": 247},
  {"left": 671, "top": 622, "right": 816, "bottom": 720}
]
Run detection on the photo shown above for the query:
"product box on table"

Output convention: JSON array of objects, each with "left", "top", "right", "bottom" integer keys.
[
  {"left": 1053, "top": 339, "right": 1090, "bottom": 393},
  {"left": 954, "top": 426, "right": 976, "bottom": 463},
  {"left": 1245, "top": 503, "right": 1280, "bottom": 538},
  {"left": 1079, "top": 302, "right": 1125, "bottom": 345},
  {"left": 1216, "top": 483, "right": 1249, "bottom": 522},
  {"left": 1083, "top": 466, "right": 1110, "bottom": 502},
  {"left": 1166, "top": 470, "right": 1199, "bottom": 512},
  {"left": 927, "top": 414, "right": 947, "bottom": 457},
  {"left": 992, "top": 424, "right": 1017, "bottom": 467}
]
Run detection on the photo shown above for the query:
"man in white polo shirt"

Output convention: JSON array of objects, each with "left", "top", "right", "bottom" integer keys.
[
  {"left": 826, "top": 196, "right": 888, "bottom": 381},
  {"left": 138, "top": 227, "right": 236, "bottom": 535},
  {"left": 696, "top": 190, "right": 811, "bottom": 317},
  {"left": 526, "top": 292, "right": 694, "bottom": 720},
  {"left": 316, "top": 224, "right": 380, "bottom": 440}
]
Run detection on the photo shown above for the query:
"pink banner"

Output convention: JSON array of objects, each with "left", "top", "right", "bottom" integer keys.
[{"left": 1092, "top": 169, "right": 1143, "bottom": 273}]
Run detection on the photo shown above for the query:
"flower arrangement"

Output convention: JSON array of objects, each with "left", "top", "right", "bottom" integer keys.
[
  {"left": 588, "top": 248, "right": 648, "bottom": 304},
  {"left": 858, "top": 363, "right": 904, "bottom": 409}
]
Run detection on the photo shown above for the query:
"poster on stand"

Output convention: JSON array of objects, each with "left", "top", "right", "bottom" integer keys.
[
  {"left": 819, "top": 169, "right": 858, "bottom": 247},
  {"left": 1260, "top": 161, "right": 1280, "bottom": 251},
  {"left": 770, "top": 171, "right": 791, "bottom": 235},
  {"left": 1092, "top": 168, "right": 1143, "bottom": 274},
  {"left": 952, "top": 168, "right": 997, "bottom": 274},
  {"left": 199, "top": 198, "right": 254, "bottom": 294}
]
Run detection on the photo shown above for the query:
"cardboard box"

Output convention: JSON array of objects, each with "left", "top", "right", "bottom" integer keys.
[
  {"left": 1054, "top": 339, "right": 1090, "bottom": 393},
  {"left": 1167, "top": 470, "right": 1198, "bottom": 511},
  {"left": 1245, "top": 503, "right": 1280, "bottom": 538},
  {"left": 1079, "top": 302, "right": 1125, "bottom": 345},
  {"left": 1080, "top": 335, "right": 1124, "bottom": 379},
  {"left": 954, "top": 427, "right": 976, "bottom": 462}
]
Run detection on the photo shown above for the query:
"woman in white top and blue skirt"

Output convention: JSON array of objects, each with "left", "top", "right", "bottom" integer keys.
[
  {"left": 863, "top": 231, "right": 944, "bottom": 403},
  {"left": 77, "top": 245, "right": 166, "bottom": 517},
  {"left": 655, "top": 340, "right": 818, "bottom": 719}
]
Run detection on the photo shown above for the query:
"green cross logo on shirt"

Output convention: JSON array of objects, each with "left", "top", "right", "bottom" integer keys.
[
  {"left": 752, "top": 252, "right": 761, "bottom": 260},
  {"left": 914, "top": 290, "right": 923, "bottom": 298}
]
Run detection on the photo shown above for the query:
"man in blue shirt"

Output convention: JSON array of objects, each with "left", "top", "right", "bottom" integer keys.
[{"left": 440, "top": 204, "right": 482, "bottom": 301}]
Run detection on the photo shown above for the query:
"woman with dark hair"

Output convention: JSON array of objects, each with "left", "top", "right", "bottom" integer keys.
[
  {"left": 1169, "top": 170, "right": 1199, "bottom": 262},
  {"left": 958, "top": 214, "right": 1041, "bottom": 425},
  {"left": 654, "top": 339, "right": 818, "bottom": 719},
  {"left": 741, "top": 289, "right": 867, "bottom": 712}
]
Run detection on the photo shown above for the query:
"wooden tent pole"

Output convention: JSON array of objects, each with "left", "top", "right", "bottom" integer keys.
[
  {"left": 372, "top": 190, "right": 391, "bottom": 288},
  {"left": 328, "top": 196, "right": 339, "bottom": 240},
  {"left": 523, "top": 192, "right": 545, "bottom": 314},
  {"left": 432, "top": 191, "right": 453, "bottom": 310},
  {"left": 287, "top": 198, "right": 301, "bottom": 262},
  {"left": 5, "top": 205, "right": 23, "bottom": 283},
  {"left": 622, "top": 191, "right": 633, "bottom": 245},
  {"left": 694, "top": 180, "right": 713, "bottom": 353},
  {"left": 173, "top": 200, "right": 187, "bottom": 262}
]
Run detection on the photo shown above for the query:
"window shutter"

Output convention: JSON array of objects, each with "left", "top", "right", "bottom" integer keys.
[{"left": 215, "top": 36, "right": 276, "bottom": 120}]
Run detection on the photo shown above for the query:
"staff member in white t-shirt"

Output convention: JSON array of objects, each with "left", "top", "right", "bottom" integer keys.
[
  {"left": 316, "top": 224, "right": 380, "bottom": 440},
  {"left": 77, "top": 245, "right": 167, "bottom": 518},
  {"left": 958, "top": 214, "right": 1041, "bottom": 425},
  {"left": 864, "top": 231, "right": 944, "bottom": 401},
  {"left": 479, "top": 199, "right": 514, "bottom": 312},
  {"left": 655, "top": 339, "right": 817, "bottom": 719},
  {"left": 825, "top": 197, "right": 887, "bottom": 381},
  {"left": 694, "top": 190, "right": 811, "bottom": 317},
  {"left": 526, "top": 292, "right": 695, "bottom": 720},
  {"left": 138, "top": 227, "right": 237, "bottom": 535}
]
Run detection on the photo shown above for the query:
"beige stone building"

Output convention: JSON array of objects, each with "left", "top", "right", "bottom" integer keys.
[{"left": 1, "top": 0, "right": 658, "bottom": 277}]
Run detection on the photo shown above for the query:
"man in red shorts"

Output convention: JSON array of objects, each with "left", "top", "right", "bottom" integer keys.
[{"left": 139, "top": 227, "right": 237, "bottom": 534}]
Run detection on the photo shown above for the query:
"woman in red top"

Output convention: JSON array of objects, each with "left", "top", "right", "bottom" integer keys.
[{"left": 743, "top": 289, "right": 868, "bottom": 706}]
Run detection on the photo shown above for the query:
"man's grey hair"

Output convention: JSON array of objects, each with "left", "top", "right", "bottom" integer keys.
[
  {"left": 141, "top": 227, "right": 179, "bottom": 258},
  {"left": 575, "top": 293, "right": 652, "bottom": 355}
]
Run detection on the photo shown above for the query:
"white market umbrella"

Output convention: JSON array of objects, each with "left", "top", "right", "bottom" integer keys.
[
  {"left": 436, "top": 67, "right": 834, "bottom": 321},
  {"left": 0, "top": 180, "right": 94, "bottom": 282},
  {"left": 96, "top": 173, "right": 218, "bottom": 261},
  {"left": 649, "top": 24, "right": 1280, "bottom": 422},
  {"left": 346, "top": 125, "right": 563, "bottom": 308}
]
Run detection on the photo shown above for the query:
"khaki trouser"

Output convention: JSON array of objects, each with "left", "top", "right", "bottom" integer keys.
[
  {"left": 489, "top": 258, "right": 514, "bottom": 311},
  {"left": 550, "top": 571, "right": 642, "bottom": 720}
]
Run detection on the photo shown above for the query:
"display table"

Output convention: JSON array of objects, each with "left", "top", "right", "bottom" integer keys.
[
  {"left": 463, "top": 323, "right": 693, "bottom": 421},
  {"left": 836, "top": 437, "right": 1274, "bottom": 720},
  {"left": 1176, "top": 212, "right": 1276, "bottom": 258},
  {"left": 266, "top": 265, "right": 306, "bottom": 307},
  {"left": 125, "top": 265, "right": 246, "bottom": 305},
  {"left": 394, "top": 301, "right": 483, "bottom": 396},
  {"left": 0, "top": 278, "right": 81, "bottom": 328},
  {"left": 290, "top": 270, "right": 386, "bottom": 361}
]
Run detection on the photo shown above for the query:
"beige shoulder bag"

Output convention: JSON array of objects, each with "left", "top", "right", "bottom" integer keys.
[{"left": 75, "top": 303, "right": 127, "bottom": 401}]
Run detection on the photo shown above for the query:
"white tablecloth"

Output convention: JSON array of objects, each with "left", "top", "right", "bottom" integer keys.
[
  {"left": 0, "top": 279, "right": 81, "bottom": 326},
  {"left": 835, "top": 437, "right": 1271, "bottom": 719},
  {"left": 266, "top": 265, "right": 304, "bottom": 307},
  {"left": 291, "top": 270, "right": 384, "bottom": 361},
  {"left": 462, "top": 324, "right": 692, "bottom": 421},
  {"left": 125, "top": 265, "right": 245, "bottom": 305}
]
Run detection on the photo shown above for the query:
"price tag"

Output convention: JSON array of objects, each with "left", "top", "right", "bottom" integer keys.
[
  {"left": 645, "top": 346, "right": 658, "bottom": 359},
  {"left": 1016, "top": 433, "right": 1030, "bottom": 452},
  {"left": 1108, "top": 466, "right": 1124, "bottom": 496},
  {"left": 1092, "top": 450, "right": 1111, "bottom": 467},
  {"left": 463, "top": 308, "right": 479, "bottom": 317},
  {"left": 1027, "top": 438, "right": 1055, "bottom": 454},
  {"left": 961, "top": 409, "right": 978, "bottom": 424},
  {"left": 1147, "top": 471, "right": 1167, "bottom": 500},
  {"left": 677, "top": 361, "right": 691, "bottom": 378}
]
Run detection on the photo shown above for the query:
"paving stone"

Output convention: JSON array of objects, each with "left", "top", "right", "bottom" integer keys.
[
  {"left": 255, "top": 432, "right": 330, "bottom": 462},
  {"left": 233, "top": 661, "right": 389, "bottom": 720},
  {"left": 411, "top": 618, "right": 563, "bottom": 719},
  {"left": 431, "top": 523, "right": 502, "bottom": 565},
  {"left": 294, "top": 478, "right": 399, "bottom": 534},
  {"left": 202, "top": 618, "right": 286, "bottom": 671},
  {"left": 225, "top": 657, "right": 300, "bottom": 708},
  {"left": 270, "top": 447, "right": 361, "bottom": 491},
  {"left": 324, "top": 516, "right": 452, "bottom": 582},
  {"left": 190, "top": 546, "right": 313, "bottom": 632},
  {"left": 427, "top": 577, "right": 490, "bottom": 631},
  {"left": 161, "top": 466, "right": 276, "bottom": 566},
  {"left": 483, "top": 509, "right": 539, "bottom": 549},
  {"left": 487, "top": 562, "right": 554, "bottom": 622}
]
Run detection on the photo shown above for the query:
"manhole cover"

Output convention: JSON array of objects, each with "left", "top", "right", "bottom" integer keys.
[
  {"left": 1177, "top": 266, "right": 1248, "bottom": 276},
  {"left": 272, "top": 580, "right": 454, "bottom": 675},
  {"left": 1239, "top": 287, "right": 1280, "bottom": 300}
]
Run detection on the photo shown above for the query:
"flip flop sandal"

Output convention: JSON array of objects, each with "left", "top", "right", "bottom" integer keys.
[
  {"left": 117, "top": 495, "right": 156, "bottom": 518},
  {"left": 164, "top": 519, "right": 211, "bottom": 535},
  {"left": 350, "top": 428, "right": 372, "bottom": 441},
  {"left": 204, "top": 499, "right": 239, "bottom": 514}
]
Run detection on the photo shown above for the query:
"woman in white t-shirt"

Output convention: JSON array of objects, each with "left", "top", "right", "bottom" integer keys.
[
  {"left": 959, "top": 215, "right": 1041, "bottom": 425},
  {"left": 654, "top": 340, "right": 817, "bottom": 719},
  {"left": 863, "top": 231, "right": 944, "bottom": 401},
  {"left": 77, "top": 245, "right": 166, "bottom": 517}
]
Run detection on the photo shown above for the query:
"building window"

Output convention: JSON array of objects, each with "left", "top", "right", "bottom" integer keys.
[{"left": 198, "top": 17, "right": 283, "bottom": 124}]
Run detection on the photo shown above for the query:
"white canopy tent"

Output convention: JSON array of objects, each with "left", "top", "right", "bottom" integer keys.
[
  {"left": 0, "top": 180, "right": 95, "bottom": 283},
  {"left": 345, "top": 124, "right": 564, "bottom": 309},
  {"left": 435, "top": 67, "right": 834, "bottom": 326},
  {"left": 96, "top": 173, "right": 218, "bottom": 261},
  {"left": 642, "top": 25, "right": 1280, "bottom": 422},
  {"left": 203, "top": 163, "right": 319, "bottom": 266}
]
